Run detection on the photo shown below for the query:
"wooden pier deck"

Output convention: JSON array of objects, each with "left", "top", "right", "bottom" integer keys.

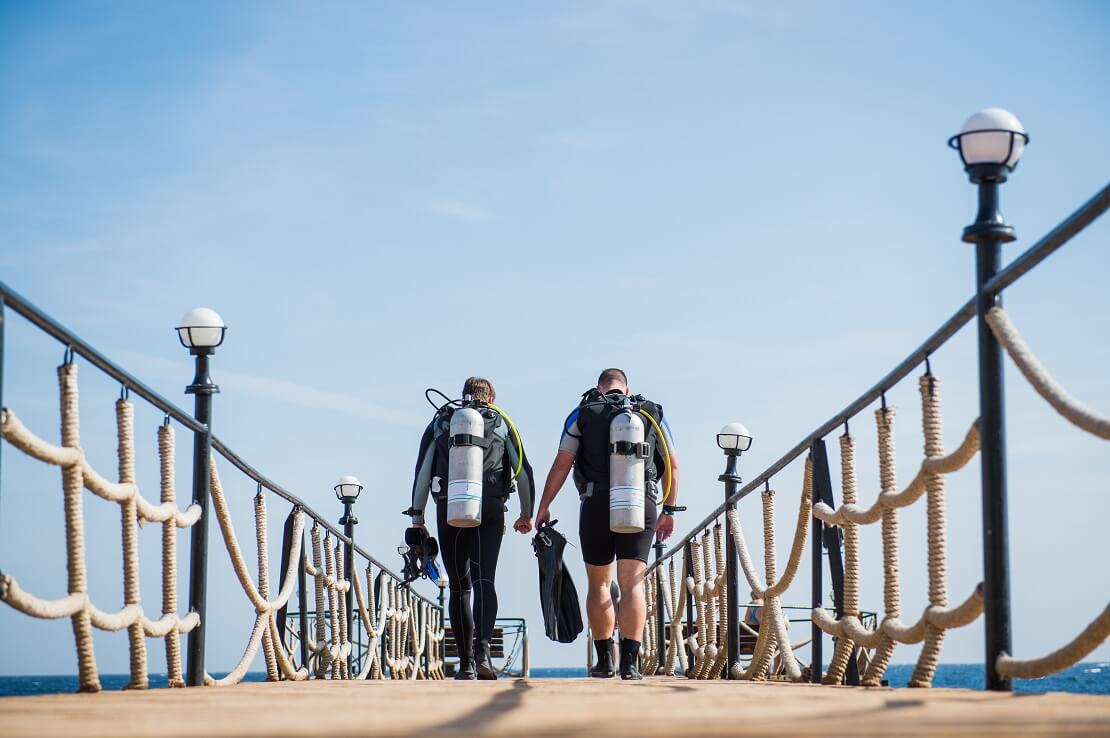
[{"left": 2, "top": 678, "right": 1109, "bottom": 738}]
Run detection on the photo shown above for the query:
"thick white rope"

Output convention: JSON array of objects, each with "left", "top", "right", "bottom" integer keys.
[
  {"left": 997, "top": 602, "right": 1110, "bottom": 679},
  {"left": 0, "top": 365, "right": 201, "bottom": 692},
  {"left": 987, "top": 307, "right": 1110, "bottom": 440}
]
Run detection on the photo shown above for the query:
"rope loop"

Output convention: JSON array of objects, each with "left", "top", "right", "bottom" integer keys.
[{"left": 62, "top": 345, "right": 75, "bottom": 365}]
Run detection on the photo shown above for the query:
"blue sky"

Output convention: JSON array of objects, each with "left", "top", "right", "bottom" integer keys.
[{"left": 1, "top": 1, "right": 1108, "bottom": 676}]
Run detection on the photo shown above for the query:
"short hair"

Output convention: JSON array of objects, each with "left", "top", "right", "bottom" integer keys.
[
  {"left": 462, "top": 376, "right": 495, "bottom": 403},
  {"left": 597, "top": 368, "right": 628, "bottom": 388}
]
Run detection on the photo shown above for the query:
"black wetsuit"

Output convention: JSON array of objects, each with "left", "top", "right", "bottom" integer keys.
[
  {"left": 410, "top": 406, "right": 535, "bottom": 657},
  {"left": 435, "top": 496, "right": 505, "bottom": 647}
]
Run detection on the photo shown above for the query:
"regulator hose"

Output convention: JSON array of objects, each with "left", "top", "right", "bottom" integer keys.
[
  {"left": 638, "top": 409, "right": 673, "bottom": 505},
  {"left": 487, "top": 402, "right": 525, "bottom": 481}
]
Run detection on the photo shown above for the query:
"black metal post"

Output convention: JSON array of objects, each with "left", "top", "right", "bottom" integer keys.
[
  {"left": 298, "top": 541, "right": 309, "bottom": 669},
  {"left": 0, "top": 295, "right": 5, "bottom": 534},
  {"left": 276, "top": 507, "right": 298, "bottom": 646},
  {"left": 653, "top": 537, "right": 666, "bottom": 675},
  {"left": 378, "top": 573, "right": 388, "bottom": 677},
  {"left": 812, "top": 439, "right": 853, "bottom": 684},
  {"left": 185, "top": 350, "right": 218, "bottom": 687},
  {"left": 684, "top": 540, "right": 695, "bottom": 675},
  {"left": 963, "top": 164, "right": 1016, "bottom": 692},
  {"left": 339, "top": 499, "right": 357, "bottom": 675},
  {"left": 719, "top": 452, "right": 742, "bottom": 678},
  {"left": 809, "top": 447, "right": 823, "bottom": 684}
]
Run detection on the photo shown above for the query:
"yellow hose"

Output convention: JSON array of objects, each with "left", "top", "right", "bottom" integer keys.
[
  {"left": 487, "top": 403, "right": 524, "bottom": 480},
  {"left": 638, "top": 409, "right": 673, "bottom": 505}
]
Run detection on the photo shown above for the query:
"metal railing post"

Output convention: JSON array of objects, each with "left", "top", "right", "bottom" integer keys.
[
  {"left": 185, "top": 351, "right": 217, "bottom": 687},
  {"left": 720, "top": 452, "right": 742, "bottom": 678},
  {"left": 653, "top": 538, "right": 666, "bottom": 674},
  {"left": 298, "top": 543, "right": 310, "bottom": 669},
  {"left": 964, "top": 168, "right": 1016, "bottom": 692},
  {"left": 0, "top": 294, "right": 5, "bottom": 534},
  {"left": 809, "top": 445, "right": 824, "bottom": 684},
  {"left": 684, "top": 540, "right": 695, "bottom": 674}
]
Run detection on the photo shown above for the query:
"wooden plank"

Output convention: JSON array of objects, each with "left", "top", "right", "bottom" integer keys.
[{"left": 1, "top": 678, "right": 1107, "bottom": 737}]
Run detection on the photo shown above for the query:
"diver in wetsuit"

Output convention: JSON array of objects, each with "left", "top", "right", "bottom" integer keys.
[
  {"left": 409, "top": 377, "right": 535, "bottom": 680},
  {"left": 534, "top": 368, "right": 681, "bottom": 680}
]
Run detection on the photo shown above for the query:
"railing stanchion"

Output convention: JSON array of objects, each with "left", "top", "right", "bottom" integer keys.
[
  {"left": 185, "top": 351, "right": 218, "bottom": 687},
  {"left": 684, "top": 540, "right": 695, "bottom": 674},
  {"left": 810, "top": 444, "right": 824, "bottom": 684},
  {"left": 298, "top": 542, "right": 310, "bottom": 670},
  {"left": 653, "top": 538, "right": 666, "bottom": 674},
  {"left": 276, "top": 507, "right": 297, "bottom": 647},
  {"left": 0, "top": 294, "right": 5, "bottom": 534},
  {"left": 720, "top": 452, "right": 742, "bottom": 678},
  {"left": 963, "top": 167, "right": 1016, "bottom": 692}
]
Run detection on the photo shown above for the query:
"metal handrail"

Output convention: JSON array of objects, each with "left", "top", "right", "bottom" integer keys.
[
  {"left": 0, "top": 280, "right": 437, "bottom": 607},
  {"left": 648, "top": 180, "right": 1110, "bottom": 571}
]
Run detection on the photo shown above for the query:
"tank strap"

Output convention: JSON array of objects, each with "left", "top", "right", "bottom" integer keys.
[
  {"left": 609, "top": 440, "right": 650, "bottom": 458},
  {"left": 450, "top": 433, "right": 494, "bottom": 448}
]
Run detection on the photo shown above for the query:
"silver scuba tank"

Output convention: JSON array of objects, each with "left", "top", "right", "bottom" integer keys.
[
  {"left": 609, "top": 402, "right": 646, "bottom": 533},
  {"left": 446, "top": 401, "right": 484, "bottom": 528}
]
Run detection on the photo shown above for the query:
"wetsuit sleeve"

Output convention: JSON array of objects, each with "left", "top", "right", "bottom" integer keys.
[
  {"left": 502, "top": 424, "right": 535, "bottom": 518},
  {"left": 558, "top": 408, "right": 581, "bottom": 455},
  {"left": 410, "top": 421, "right": 437, "bottom": 525}
]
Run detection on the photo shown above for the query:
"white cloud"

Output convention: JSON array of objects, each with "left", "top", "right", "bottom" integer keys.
[{"left": 110, "top": 349, "right": 426, "bottom": 428}]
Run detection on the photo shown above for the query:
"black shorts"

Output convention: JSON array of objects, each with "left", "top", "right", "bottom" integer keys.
[{"left": 578, "top": 488, "right": 658, "bottom": 566}]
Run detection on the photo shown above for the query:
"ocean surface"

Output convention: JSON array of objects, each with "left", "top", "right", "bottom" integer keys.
[{"left": 1, "top": 663, "right": 1107, "bottom": 697}]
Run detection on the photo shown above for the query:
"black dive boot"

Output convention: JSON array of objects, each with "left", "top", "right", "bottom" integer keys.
[
  {"left": 620, "top": 638, "right": 643, "bottom": 680},
  {"left": 455, "top": 647, "right": 477, "bottom": 680},
  {"left": 475, "top": 640, "right": 497, "bottom": 680},
  {"left": 589, "top": 638, "right": 615, "bottom": 678}
]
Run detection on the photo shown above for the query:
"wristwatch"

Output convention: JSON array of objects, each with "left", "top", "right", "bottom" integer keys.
[{"left": 662, "top": 504, "right": 686, "bottom": 516}]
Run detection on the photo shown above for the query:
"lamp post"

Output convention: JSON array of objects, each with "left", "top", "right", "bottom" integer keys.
[
  {"left": 178, "top": 307, "right": 226, "bottom": 687},
  {"left": 717, "top": 422, "right": 752, "bottom": 679},
  {"left": 949, "top": 107, "right": 1028, "bottom": 692},
  {"left": 335, "top": 476, "right": 362, "bottom": 675}
]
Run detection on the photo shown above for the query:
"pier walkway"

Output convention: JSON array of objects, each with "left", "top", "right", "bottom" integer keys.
[{"left": 2, "top": 678, "right": 1108, "bottom": 738}]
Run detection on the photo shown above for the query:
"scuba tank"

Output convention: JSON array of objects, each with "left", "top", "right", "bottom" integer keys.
[
  {"left": 446, "top": 396, "right": 485, "bottom": 527},
  {"left": 608, "top": 397, "right": 647, "bottom": 533}
]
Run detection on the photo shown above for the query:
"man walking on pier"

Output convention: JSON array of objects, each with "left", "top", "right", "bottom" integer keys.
[{"left": 535, "top": 368, "right": 680, "bottom": 680}]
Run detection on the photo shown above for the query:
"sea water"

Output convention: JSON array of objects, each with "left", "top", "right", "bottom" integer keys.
[{"left": 2, "top": 663, "right": 1107, "bottom": 697}]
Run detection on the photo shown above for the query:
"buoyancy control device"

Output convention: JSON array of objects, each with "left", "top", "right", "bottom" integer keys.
[
  {"left": 572, "top": 389, "right": 673, "bottom": 534},
  {"left": 423, "top": 388, "right": 526, "bottom": 529}
]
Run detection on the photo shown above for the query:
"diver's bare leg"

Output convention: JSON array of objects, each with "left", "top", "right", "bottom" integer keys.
[
  {"left": 615, "top": 558, "right": 647, "bottom": 640},
  {"left": 585, "top": 563, "right": 616, "bottom": 640}
]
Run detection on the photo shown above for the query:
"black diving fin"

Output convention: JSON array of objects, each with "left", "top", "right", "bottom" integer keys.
[{"left": 532, "top": 521, "right": 584, "bottom": 643}]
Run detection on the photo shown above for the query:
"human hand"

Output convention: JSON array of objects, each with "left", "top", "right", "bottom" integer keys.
[
  {"left": 513, "top": 516, "right": 534, "bottom": 534},
  {"left": 655, "top": 514, "right": 674, "bottom": 541},
  {"left": 535, "top": 506, "right": 551, "bottom": 529}
]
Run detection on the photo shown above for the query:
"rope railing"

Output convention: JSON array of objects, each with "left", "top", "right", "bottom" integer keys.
[
  {"left": 643, "top": 183, "right": 1110, "bottom": 687},
  {"left": 984, "top": 307, "right": 1110, "bottom": 678},
  {"left": 0, "top": 363, "right": 201, "bottom": 692},
  {"left": 0, "top": 289, "right": 445, "bottom": 690}
]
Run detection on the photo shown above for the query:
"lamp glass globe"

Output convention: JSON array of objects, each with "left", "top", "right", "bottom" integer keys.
[
  {"left": 177, "top": 307, "right": 226, "bottom": 348},
  {"left": 958, "top": 107, "right": 1026, "bottom": 168}
]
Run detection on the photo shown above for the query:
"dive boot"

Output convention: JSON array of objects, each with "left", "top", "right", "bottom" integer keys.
[
  {"left": 620, "top": 638, "right": 643, "bottom": 680},
  {"left": 454, "top": 653, "right": 477, "bottom": 680},
  {"left": 475, "top": 640, "right": 497, "bottom": 680},
  {"left": 589, "top": 638, "right": 615, "bottom": 678}
]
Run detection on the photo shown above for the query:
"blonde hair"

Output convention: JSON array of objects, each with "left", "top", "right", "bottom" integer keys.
[{"left": 462, "top": 376, "right": 495, "bottom": 403}]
